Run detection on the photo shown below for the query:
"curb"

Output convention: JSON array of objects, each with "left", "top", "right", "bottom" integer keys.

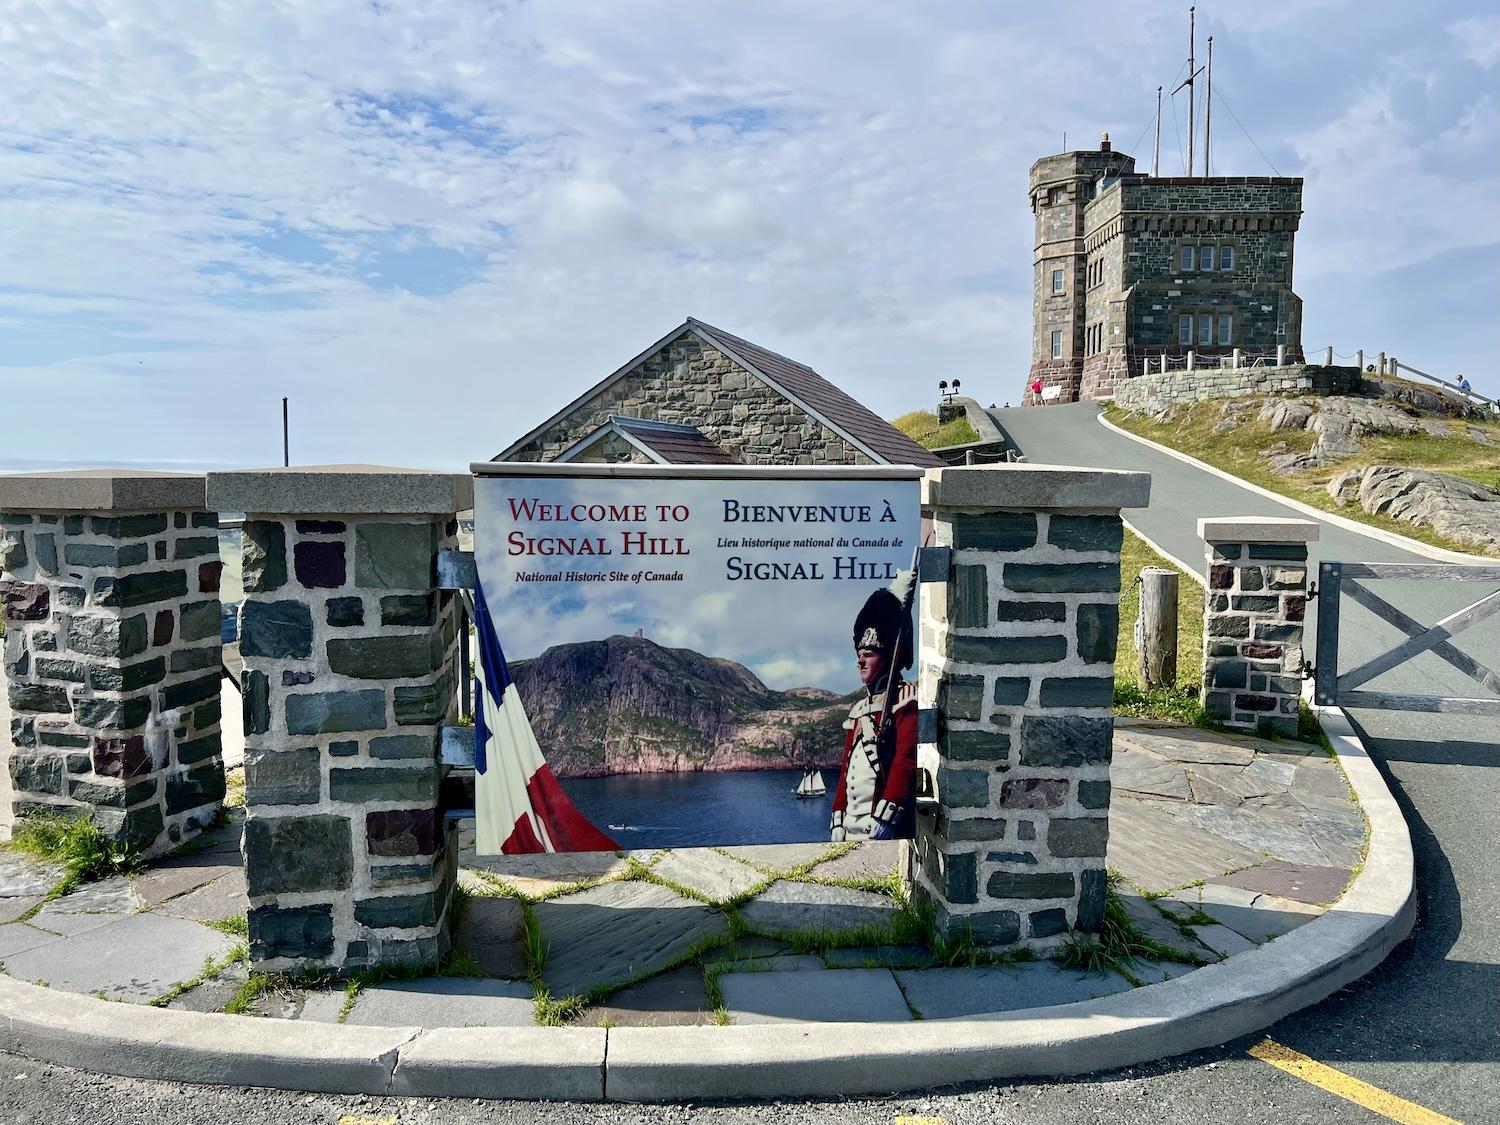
[
  {"left": 1095, "top": 409, "right": 1496, "bottom": 565},
  {"left": 0, "top": 710, "right": 1413, "bottom": 1102}
]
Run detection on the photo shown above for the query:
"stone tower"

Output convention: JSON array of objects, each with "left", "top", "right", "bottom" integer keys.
[{"left": 1026, "top": 135, "right": 1305, "bottom": 404}]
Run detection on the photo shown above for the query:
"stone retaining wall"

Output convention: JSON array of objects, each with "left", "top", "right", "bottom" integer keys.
[
  {"left": 909, "top": 466, "right": 1150, "bottom": 947},
  {"left": 1114, "top": 363, "right": 1362, "bottom": 414},
  {"left": 0, "top": 474, "right": 225, "bottom": 853}
]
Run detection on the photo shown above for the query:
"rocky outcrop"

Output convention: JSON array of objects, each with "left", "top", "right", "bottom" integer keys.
[
  {"left": 511, "top": 635, "right": 855, "bottom": 777},
  {"left": 1327, "top": 467, "right": 1500, "bottom": 555},
  {"left": 1361, "top": 377, "right": 1478, "bottom": 419},
  {"left": 1258, "top": 396, "right": 1463, "bottom": 475}
]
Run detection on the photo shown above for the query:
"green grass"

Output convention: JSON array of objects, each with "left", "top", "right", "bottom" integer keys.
[
  {"left": 6, "top": 811, "right": 142, "bottom": 907},
  {"left": 1113, "top": 529, "right": 1206, "bottom": 723},
  {"left": 1053, "top": 874, "right": 1205, "bottom": 987},
  {"left": 892, "top": 410, "right": 981, "bottom": 449},
  {"left": 203, "top": 914, "right": 249, "bottom": 938},
  {"left": 149, "top": 943, "right": 247, "bottom": 1008},
  {"left": 1105, "top": 399, "right": 1500, "bottom": 556}
]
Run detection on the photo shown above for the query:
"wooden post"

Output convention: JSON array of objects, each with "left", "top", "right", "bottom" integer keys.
[
  {"left": 1324, "top": 345, "right": 1334, "bottom": 366},
  {"left": 1277, "top": 344, "right": 1286, "bottom": 366},
  {"left": 1136, "top": 567, "right": 1179, "bottom": 688},
  {"left": 1357, "top": 349, "right": 1364, "bottom": 371}
]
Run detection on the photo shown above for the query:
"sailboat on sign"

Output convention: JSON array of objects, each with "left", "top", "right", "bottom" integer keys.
[{"left": 794, "top": 769, "right": 827, "bottom": 799}]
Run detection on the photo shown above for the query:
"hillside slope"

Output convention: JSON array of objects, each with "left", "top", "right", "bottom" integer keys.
[{"left": 511, "top": 634, "right": 855, "bottom": 777}]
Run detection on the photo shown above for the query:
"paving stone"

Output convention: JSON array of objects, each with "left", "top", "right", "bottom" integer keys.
[
  {"left": 1115, "top": 892, "right": 1202, "bottom": 959},
  {"left": 0, "top": 923, "right": 62, "bottom": 958},
  {"left": 131, "top": 858, "right": 240, "bottom": 907},
  {"left": 1217, "top": 861, "right": 1352, "bottom": 906},
  {"left": 1165, "top": 883, "right": 1321, "bottom": 943},
  {"left": 1162, "top": 803, "right": 1329, "bottom": 867},
  {"left": 1189, "top": 923, "right": 1258, "bottom": 960},
  {"left": 893, "top": 961, "right": 1134, "bottom": 1019},
  {"left": 0, "top": 852, "right": 64, "bottom": 897},
  {"left": 32, "top": 875, "right": 137, "bottom": 918},
  {"left": 535, "top": 880, "right": 732, "bottom": 999},
  {"left": 0, "top": 896, "right": 43, "bottom": 924},
  {"left": 651, "top": 849, "right": 769, "bottom": 903},
  {"left": 1134, "top": 959, "right": 1201, "bottom": 985},
  {"left": 1115, "top": 728, "right": 1255, "bottom": 766},
  {"left": 721, "top": 967, "right": 913, "bottom": 1024},
  {"left": 454, "top": 895, "right": 526, "bottom": 978},
  {"left": 738, "top": 881, "right": 901, "bottom": 938},
  {"left": 1105, "top": 797, "right": 1262, "bottom": 893},
  {"left": 808, "top": 841, "right": 901, "bottom": 883},
  {"left": 3, "top": 912, "right": 239, "bottom": 1001},
  {"left": 822, "top": 944, "right": 937, "bottom": 970},
  {"left": 574, "top": 966, "right": 715, "bottom": 1028},
  {"left": 718, "top": 954, "right": 827, "bottom": 974},
  {"left": 702, "top": 937, "right": 793, "bottom": 965},
  {"left": 156, "top": 870, "right": 250, "bottom": 924},
  {"left": 165, "top": 960, "right": 249, "bottom": 1013},
  {"left": 719, "top": 843, "right": 837, "bottom": 872},
  {"left": 1243, "top": 755, "right": 1299, "bottom": 788},
  {"left": 344, "top": 978, "right": 534, "bottom": 1028},
  {"left": 255, "top": 988, "right": 347, "bottom": 1022},
  {"left": 462, "top": 851, "right": 630, "bottom": 898}
]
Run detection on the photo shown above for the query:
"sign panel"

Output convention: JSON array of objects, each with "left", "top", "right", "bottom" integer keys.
[{"left": 472, "top": 470, "right": 922, "bottom": 853}]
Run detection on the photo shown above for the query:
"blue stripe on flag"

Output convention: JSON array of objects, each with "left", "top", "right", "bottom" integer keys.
[{"left": 471, "top": 579, "right": 515, "bottom": 775}]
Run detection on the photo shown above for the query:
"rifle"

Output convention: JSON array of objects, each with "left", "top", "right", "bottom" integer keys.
[{"left": 875, "top": 541, "right": 923, "bottom": 740}]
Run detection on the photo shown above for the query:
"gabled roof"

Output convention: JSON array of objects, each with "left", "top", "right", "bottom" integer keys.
[
  {"left": 687, "top": 319, "right": 944, "bottom": 468},
  {"left": 496, "top": 318, "right": 944, "bottom": 468},
  {"left": 556, "top": 416, "right": 737, "bottom": 465}
]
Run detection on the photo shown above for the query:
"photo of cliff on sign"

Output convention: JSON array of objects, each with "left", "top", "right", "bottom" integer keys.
[{"left": 471, "top": 473, "right": 922, "bottom": 853}]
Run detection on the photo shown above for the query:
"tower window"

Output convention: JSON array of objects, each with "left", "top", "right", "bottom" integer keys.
[
  {"left": 1219, "top": 245, "right": 1234, "bottom": 271},
  {"left": 1179, "top": 315, "right": 1193, "bottom": 344},
  {"left": 1180, "top": 246, "right": 1195, "bottom": 272},
  {"left": 1052, "top": 269, "right": 1065, "bottom": 294},
  {"left": 1200, "top": 246, "right": 1215, "bottom": 271},
  {"left": 1051, "top": 330, "right": 1063, "bottom": 359},
  {"left": 1218, "top": 314, "right": 1233, "bottom": 345},
  {"left": 1048, "top": 186, "right": 1065, "bottom": 204}
]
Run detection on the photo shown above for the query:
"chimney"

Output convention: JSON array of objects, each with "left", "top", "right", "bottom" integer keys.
[{"left": 1100, "top": 131, "right": 1112, "bottom": 153}]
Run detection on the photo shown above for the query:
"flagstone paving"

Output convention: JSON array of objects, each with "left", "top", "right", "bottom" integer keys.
[
  {"left": 0, "top": 718, "right": 1369, "bottom": 1028},
  {"left": 721, "top": 967, "right": 915, "bottom": 1024}
]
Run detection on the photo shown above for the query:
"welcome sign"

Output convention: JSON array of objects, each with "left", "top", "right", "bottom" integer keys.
[{"left": 471, "top": 465, "right": 923, "bottom": 853}]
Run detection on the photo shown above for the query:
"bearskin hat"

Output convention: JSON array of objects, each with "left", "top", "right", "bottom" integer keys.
[{"left": 852, "top": 587, "right": 913, "bottom": 672}]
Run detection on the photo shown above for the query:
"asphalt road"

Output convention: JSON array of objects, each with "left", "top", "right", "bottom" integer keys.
[{"left": 2, "top": 404, "right": 1494, "bottom": 1123}]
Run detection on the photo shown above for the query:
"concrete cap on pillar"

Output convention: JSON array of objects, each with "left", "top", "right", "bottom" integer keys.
[
  {"left": 207, "top": 465, "right": 474, "bottom": 515},
  {"left": 921, "top": 464, "right": 1151, "bottom": 511},
  {"left": 1197, "top": 516, "right": 1320, "bottom": 543},
  {"left": 0, "top": 469, "right": 206, "bottom": 512}
]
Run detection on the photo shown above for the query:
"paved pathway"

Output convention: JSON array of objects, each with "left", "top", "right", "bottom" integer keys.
[
  {"left": 995, "top": 401, "right": 1500, "bottom": 1123},
  {"left": 0, "top": 720, "right": 1359, "bottom": 1033}
]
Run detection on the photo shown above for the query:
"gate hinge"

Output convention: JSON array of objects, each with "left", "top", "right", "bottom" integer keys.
[
  {"left": 1307, "top": 582, "right": 1318, "bottom": 600},
  {"left": 1301, "top": 660, "right": 1315, "bottom": 680}
]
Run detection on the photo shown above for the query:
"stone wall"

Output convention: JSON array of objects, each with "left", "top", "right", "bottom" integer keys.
[
  {"left": 908, "top": 465, "right": 1150, "bottom": 947},
  {"left": 209, "top": 468, "right": 471, "bottom": 975},
  {"left": 1114, "top": 363, "right": 1363, "bottom": 415},
  {"left": 508, "top": 332, "right": 868, "bottom": 466},
  {"left": 1199, "top": 518, "right": 1317, "bottom": 738},
  {"left": 0, "top": 474, "right": 225, "bottom": 853}
]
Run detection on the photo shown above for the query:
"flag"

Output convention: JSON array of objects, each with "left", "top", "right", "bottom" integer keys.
[{"left": 471, "top": 580, "right": 619, "bottom": 854}]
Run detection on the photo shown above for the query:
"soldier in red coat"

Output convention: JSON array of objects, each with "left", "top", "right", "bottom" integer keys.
[{"left": 830, "top": 587, "right": 918, "bottom": 841}]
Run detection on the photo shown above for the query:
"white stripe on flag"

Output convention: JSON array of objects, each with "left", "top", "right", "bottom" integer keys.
[{"left": 474, "top": 653, "right": 557, "bottom": 855}]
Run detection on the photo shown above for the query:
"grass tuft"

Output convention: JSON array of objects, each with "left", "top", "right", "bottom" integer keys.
[
  {"left": 891, "top": 410, "right": 982, "bottom": 450},
  {"left": 6, "top": 812, "right": 142, "bottom": 908},
  {"left": 203, "top": 914, "right": 249, "bottom": 938},
  {"left": 1053, "top": 873, "right": 1205, "bottom": 987}
]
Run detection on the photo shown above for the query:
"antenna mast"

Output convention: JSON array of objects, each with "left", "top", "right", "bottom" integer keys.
[
  {"left": 1153, "top": 85, "right": 1162, "bottom": 176},
  {"left": 1171, "top": 7, "right": 1203, "bottom": 176},
  {"left": 1205, "top": 35, "right": 1213, "bottom": 175}
]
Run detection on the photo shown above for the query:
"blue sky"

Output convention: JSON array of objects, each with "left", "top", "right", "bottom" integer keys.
[{"left": 1, "top": 1, "right": 1496, "bottom": 470}]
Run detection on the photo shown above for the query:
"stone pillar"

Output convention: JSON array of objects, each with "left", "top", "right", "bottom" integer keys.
[
  {"left": 1199, "top": 517, "right": 1318, "bottom": 738},
  {"left": 0, "top": 472, "right": 225, "bottom": 853},
  {"left": 207, "top": 467, "right": 472, "bottom": 975},
  {"left": 908, "top": 465, "right": 1151, "bottom": 948}
]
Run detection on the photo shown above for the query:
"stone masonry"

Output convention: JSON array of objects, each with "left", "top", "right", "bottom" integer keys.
[
  {"left": 909, "top": 465, "right": 1151, "bottom": 947},
  {"left": 1114, "top": 363, "right": 1362, "bottom": 416},
  {"left": 0, "top": 472, "right": 225, "bottom": 853},
  {"left": 207, "top": 467, "right": 472, "bottom": 974},
  {"left": 1199, "top": 517, "right": 1319, "bottom": 738},
  {"left": 504, "top": 330, "right": 868, "bottom": 466}
]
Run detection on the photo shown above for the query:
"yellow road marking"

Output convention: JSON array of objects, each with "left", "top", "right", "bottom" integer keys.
[
  {"left": 1249, "top": 1038, "right": 1460, "bottom": 1125},
  {"left": 338, "top": 1116, "right": 397, "bottom": 1125},
  {"left": 893, "top": 1117, "right": 946, "bottom": 1125}
]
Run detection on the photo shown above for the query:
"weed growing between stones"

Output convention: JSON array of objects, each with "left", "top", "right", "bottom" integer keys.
[
  {"left": 223, "top": 768, "right": 246, "bottom": 810},
  {"left": 203, "top": 914, "right": 249, "bottom": 938},
  {"left": 149, "top": 943, "right": 248, "bottom": 1008},
  {"left": 1053, "top": 874, "right": 1206, "bottom": 986},
  {"left": 7, "top": 811, "right": 141, "bottom": 908},
  {"left": 1112, "top": 682, "right": 1205, "bottom": 725}
]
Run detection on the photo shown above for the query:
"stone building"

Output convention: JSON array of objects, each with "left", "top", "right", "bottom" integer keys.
[
  {"left": 495, "top": 318, "right": 944, "bottom": 468},
  {"left": 1027, "top": 135, "right": 1305, "bottom": 403}
]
